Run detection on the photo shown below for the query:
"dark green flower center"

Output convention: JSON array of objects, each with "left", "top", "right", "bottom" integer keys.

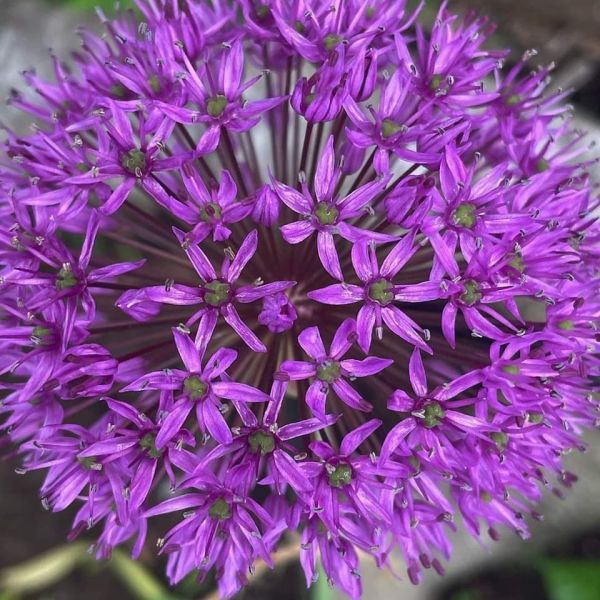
[
  {"left": 381, "top": 118, "right": 403, "bottom": 139},
  {"left": 55, "top": 265, "right": 79, "bottom": 290},
  {"left": 139, "top": 432, "right": 164, "bottom": 459},
  {"left": 207, "top": 95, "right": 228, "bottom": 118},
  {"left": 324, "top": 34, "right": 342, "bottom": 51},
  {"left": 508, "top": 253, "right": 525, "bottom": 272},
  {"left": 423, "top": 402, "right": 445, "bottom": 428},
  {"left": 459, "top": 280, "right": 482, "bottom": 306},
  {"left": 316, "top": 361, "right": 341, "bottom": 383},
  {"left": 537, "top": 158, "right": 549, "bottom": 172},
  {"left": 528, "top": 411, "right": 544, "bottom": 424},
  {"left": 294, "top": 20, "right": 305, "bottom": 33},
  {"left": 429, "top": 74, "right": 444, "bottom": 91},
  {"left": 248, "top": 430, "right": 275, "bottom": 455},
  {"left": 558, "top": 320, "right": 574, "bottom": 330},
  {"left": 183, "top": 375, "right": 208, "bottom": 400},
  {"left": 505, "top": 93, "right": 521, "bottom": 106},
  {"left": 78, "top": 456, "right": 99, "bottom": 470},
  {"left": 148, "top": 74, "right": 161, "bottom": 94},
  {"left": 121, "top": 149, "right": 146, "bottom": 175},
  {"left": 452, "top": 203, "right": 477, "bottom": 228},
  {"left": 31, "top": 326, "right": 53, "bottom": 346},
  {"left": 502, "top": 365, "right": 520, "bottom": 375},
  {"left": 208, "top": 497, "right": 231, "bottom": 520},
  {"left": 314, "top": 202, "right": 338, "bottom": 226},
  {"left": 328, "top": 463, "right": 352, "bottom": 488},
  {"left": 110, "top": 83, "right": 127, "bottom": 98},
  {"left": 204, "top": 281, "right": 232, "bottom": 307},
  {"left": 491, "top": 431, "right": 508, "bottom": 451},
  {"left": 200, "top": 202, "right": 223, "bottom": 223},
  {"left": 368, "top": 278, "right": 394, "bottom": 306}
]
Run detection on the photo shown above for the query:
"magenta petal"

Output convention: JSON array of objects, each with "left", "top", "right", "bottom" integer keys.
[
  {"left": 195, "top": 310, "right": 218, "bottom": 357},
  {"left": 211, "top": 381, "right": 270, "bottom": 403},
  {"left": 172, "top": 328, "right": 202, "bottom": 373},
  {"left": 340, "top": 418, "right": 382, "bottom": 455},
  {"left": 201, "top": 401, "right": 232, "bottom": 444},
  {"left": 308, "top": 284, "right": 363, "bottom": 305},
  {"left": 273, "top": 449, "right": 312, "bottom": 493},
  {"left": 203, "top": 348, "right": 238, "bottom": 379},
  {"left": 100, "top": 178, "right": 136, "bottom": 215},
  {"left": 173, "top": 228, "right": 217, "bottom": 281},
  {"left": 317, "top": 231, "right": 343, "bottom": 281},
  {"left": 356, "top": 303, "right": 376, "bottom": 352},
  {"left": 271, "top": 178, "right": 313, "bottom": 214},
  {"left": 341, "top": 356, "right": 393, "bottom": 378},
  {"left": 197, "top": 125, "right": 221, "bottom": 154},
  {"left": 222, "top": 304, "right": 266, "bottom": 352},
  {"left": 226, "top": 229, "right": 257, "bottom": 282},
  {"left": 332, "top": 379, "right": 372, "bottom": 412},
  {"left": 314, "top": 136, "right": 336, "bottom": 201},
  {"left": 381, "top": 306, "right": 430, "bottom": 353},
  {"left": 442, "top": 302, "right": 458, "bottom": 348},
  {"left": 388, "top": 389, "right": 415, "bottom": 412},
  {"left": 351, "top": 241, "right": 376, "bottom": 282},
  {"left": 380, "top": 417, "right": 417, "bottom": 464},
  {"left": 281, "top": 220, "right": 315, "bottom": 244},
  {"left": 380, "top": 231, "right": 417, "bottom": 278},
  {"left": 408, "top": 349, "right": 428, "bottom": 397},
  {"left": 156, "top": 401, "right": 193, "bottom": 449},
  {"left": 280, "top": 360, "right": 317, "bottom": 380},
  {"left": 278, "top": 414, "right": 337, "bottom": 440},
  {"left": 298, "top": 326, "right": 327, "bottom": 361},
  {"left": 306, "top": 381, "right": 327, "bottom": 418},
  {"left": 329, "top": 318, "right": 357, "bottom": 360}
]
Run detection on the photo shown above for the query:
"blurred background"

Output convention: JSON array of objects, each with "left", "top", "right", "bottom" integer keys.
[{"left": 0, "top": 1, "right": 599, "bottom": 599}]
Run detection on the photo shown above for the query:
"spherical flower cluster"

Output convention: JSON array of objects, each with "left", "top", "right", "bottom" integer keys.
[{"left": 1, "top": 1, "right": 599, "bottom": 597}]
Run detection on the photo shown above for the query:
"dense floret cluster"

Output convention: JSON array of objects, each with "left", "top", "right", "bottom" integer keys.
[{"left": 1, "top": 1, "right": 599, "bottom": 597}]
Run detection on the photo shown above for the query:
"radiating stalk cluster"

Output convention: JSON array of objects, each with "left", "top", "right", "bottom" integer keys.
[{"left": 1, "top": 1, "right": 599, "bottom": 598}]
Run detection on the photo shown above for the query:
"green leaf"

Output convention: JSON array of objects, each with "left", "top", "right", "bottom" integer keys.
[
  {"left": 109, "top": 550, "right": 178, "bottom": 600},
  {"left": 537, "top": 559, "right": 600, "bottom": 600},
  {"left": 0, "top": 542, "right": 88, "bottom": 594}
]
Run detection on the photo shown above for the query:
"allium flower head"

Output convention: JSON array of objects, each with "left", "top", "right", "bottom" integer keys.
[{"left": 1, "top": 1, "right": 599, "bottom": 598}]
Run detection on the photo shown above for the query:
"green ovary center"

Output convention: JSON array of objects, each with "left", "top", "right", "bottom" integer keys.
[
  {"left": 204, "top": 281, "right": 231, "bottom": 307},
  {"left": 316, "top": 361, "right": 341, "bottom": 383},
  {"left": 452, "top": 203, "right": 477, "bottom": 228},
  {"left": 248, "top": 430, "right": 275, "bottom": 455},
  {"left": 139, "top": 432, "right": 164, "bottom": 458},
  {"left": 381, "top": 118, "right": 403, "bottom": 139},
  {"left": 207, "top": 95, "right": 228, "bottom": 118},
  {"left": 368, "top": 278, "right": 394, "bottom": 306},
  {"left": 200, "top": 202, "right": 223, "bottom": 223},
  {"left": 314, "top": 202, "right": 339, "bottom": 226},
  {"left": 121, "top": 149, "right": 146, "bottom": 175},
  {"left": 55, "top": 266, "right": 79, "bottom": 290},
  {"left": 460, "top": 280, "right": 482, "bottom": 306},
  {"left": 328, "top": 463, "right": 353, "bottom": 488},
  {"left": 183, "top": 375, "right": 208, "bottom": 400},
  {"left": 209, "top": 497, "right": 232, "bottom": 520},
  {"left": 324, "top": 34, "right": 342, "bottom": 51},
  {"left": 423, "top": 402, "right": 445, "bottom": 428}
]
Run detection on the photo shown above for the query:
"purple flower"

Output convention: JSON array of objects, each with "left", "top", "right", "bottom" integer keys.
[
  {"left": 309, "top": 234, "right": 431, "bottom": 353},
  {"left": 279, "top": 319, "right": 393, "bottom": 417},
  {"left": 2, "top": 1, "right": 599, "bottom": 597},
  {"left": 272, "top": 135, "right": 392, "bottom": 280},
  {"left": 122, "top": 327, "right": 270, "bottom": 445}
]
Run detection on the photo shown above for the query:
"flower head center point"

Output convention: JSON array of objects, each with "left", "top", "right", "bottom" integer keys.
[
  {"left": 200, "top": 202, "right": 223, "bottom": 223},
  {"left": 207, "top": 95, "right": 228, "bottom": 118},
  {"left": 324, "top": 34, "right": 342, "bottom": 51},
  {"left": 381, "top": 118, "right": 405, "bottom": 139},
  {"left": 248, "top": 430, "right": 275, "bottom": 455},
  {"left": 452, "top": 203, "right": 477, "bottom": 228},
  {"left": 459, "top": 280, "right": 482, "bottom": 306},
  {"left": 423, "top": 401, "right": 445, "bottom": 428},
  {"left": 209, "top": 497, "right": 231, "bottom": 520},
  {"left": 368, "top": 278, "right": 394, "bottom": 306},
  {"left": 121, "top": 149, "right": 147, "bottom": 176},
  {"left": 55, "top": 264, "right": 79, "bottom": 291},
  {"left": 314, "top": 202, "right": 339, "bottom": 226},
  {"left": 139, "top": 432, "right": 164, "bottom": 458},
  {"left": 183, "top": 375, "right": 208, "bottom": 400},
  {"left": 204, "top": 280, "right": 232, "bottom": 307},
  {"left": 328, "top": 463, "right": 353, "bottom": 487},
  {"left": 317, "top": 360, "right": 341, "bottom": 383}
]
